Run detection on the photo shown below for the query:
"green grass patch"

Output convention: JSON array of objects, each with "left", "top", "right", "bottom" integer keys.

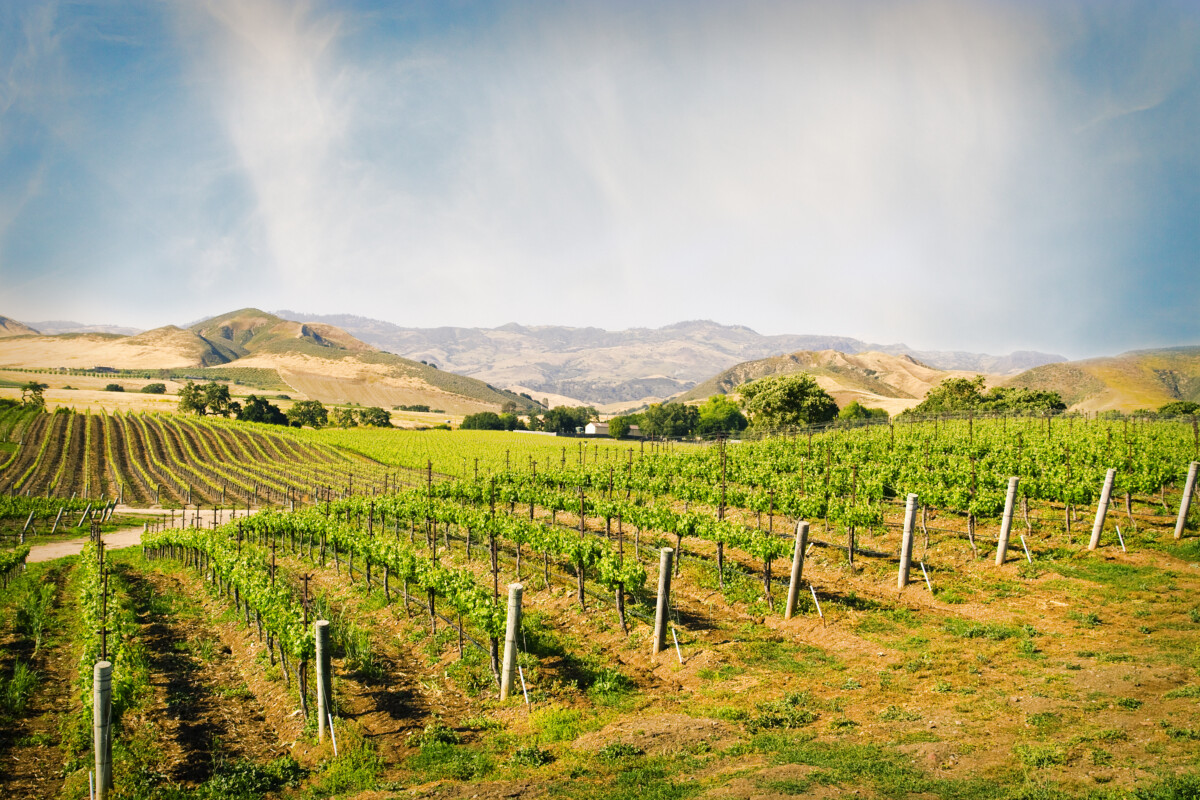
[
  {"left": 310, "top": 722, "right": 383, "bottom": 795},
  {"left": 755, "top": 735, "right": 997, "bottom": 800},
  {"left": 408, "top": 740, "right": 495, "bottom": 781},
  {"left": 735, "top": 638, "right": 841, "bottom": 674},
  {"left": 1013, "top": 743, "right": 1069, "bottom": 768},
  {"left": 532, "top": 706, "right": 584, "bottom": 742},
  {"left": 879, "top": 705, "right": 922, "bottom": 722},
  {"left": 748, "top": 692, "right": 822, "bottom": 732},
  {"left": 942, "top": 619, "right": 1029, "bottom": 641}
]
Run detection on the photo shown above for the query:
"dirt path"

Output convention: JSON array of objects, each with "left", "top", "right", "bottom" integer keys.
[
  {"left": 116, "top": 563, "right": 286, "bottom": 784},
  {"left": 27, "top": 507, "right": 259, "bottom": 563},
  {"left": 0, "top": 564, "right": 77, "bottom": 799}
]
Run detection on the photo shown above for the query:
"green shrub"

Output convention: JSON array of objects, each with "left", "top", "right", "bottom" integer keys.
[
  {"left": 199, "top": 756, "right": 304, "bottom": 798},
  {"left": 418, "top": 720, "right": 461, "bottom": 747},
  {"left": 511, "top": 745, "right": 553, "bottom": 767},
  {"left": 588, "top": 667, "right": 634, "bottom": 704}
]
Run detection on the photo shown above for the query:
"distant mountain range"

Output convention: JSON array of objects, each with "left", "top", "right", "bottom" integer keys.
[
  {"left": 277, "top": 312, "right": 1065, "bottom": 406},
  {"left": 20, "top": 320, "right": 143, "bottom": 336},
  {"left": 4, "top": 310, "right": 1194, "bottom": 414},
  {"left": 0, "top": 310, "right": 534, "bottom": 414}
]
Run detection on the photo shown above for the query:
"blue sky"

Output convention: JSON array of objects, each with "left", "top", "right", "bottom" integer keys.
[{"left": 1, "top": 0, "right": 1197, "bottom": 358}]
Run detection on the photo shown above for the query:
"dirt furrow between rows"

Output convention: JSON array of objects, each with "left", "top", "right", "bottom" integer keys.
[
  {"left": 0, "top": 564, "right": 76, "bottom": 799},
  {"left": 117, "top": 563, "right": 287, "bottom": 785}
]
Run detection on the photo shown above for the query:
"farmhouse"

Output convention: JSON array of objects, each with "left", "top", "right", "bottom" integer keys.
[{"left": 585, "top": 422, "right": 642, "bottom": 437}]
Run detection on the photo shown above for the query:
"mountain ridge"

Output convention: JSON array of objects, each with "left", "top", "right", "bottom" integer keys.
[
  {"left": 278, "top": 311, "right": 1065, "bottom": 406},
  {"left": 0, "top": 308, "right": 535, "bottom": 414}
]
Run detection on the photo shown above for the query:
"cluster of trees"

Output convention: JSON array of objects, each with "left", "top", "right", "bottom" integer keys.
[
  {"left": 1118, "top": 400, "right": 1195, "bottom": 419},
  {"left": 105, "top": 381, "right": 167, "bottom": 393},
  {"left": 286, "top": 400, "right": 328, "bottom": 428},
  {"left": 740, "top": 374, "right": 838, "bottom": 428},
  {"left": 902, "top": 376, "right": 1066, "bottom": 416},
  {"left": 461, "top": 411, "right": 528, "bottom": 431},
  {"left": 178, "top": 381, "right": 236, "bottom": 417},
  {"left": 605, "top": 375, "right": 845, "bottom": 439},
  {"left": 461, "top": 405, "right": 600, "bottom": 434},
  {"left": 532, "top": 405, "right": 598, "bottom": 434},
  {"left": 838, "top": 401, "right": 889, "bottom": 421},
  {"left": 238, "top": 395, "right": 289, "bottom": 426},
  {"left": 177, "top": 381, "right": 390, "bottom": 429},
  {"left": 1155, "top": 400, "right": 1199, "bottom": 416},
  {"left": 331, "top": 406, "right": 392, "bottom": 428}
]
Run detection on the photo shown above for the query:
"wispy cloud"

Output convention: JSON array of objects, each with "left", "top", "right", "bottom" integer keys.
[{"left": 1, "top": 0, "right": 1197, "bottom": 355}]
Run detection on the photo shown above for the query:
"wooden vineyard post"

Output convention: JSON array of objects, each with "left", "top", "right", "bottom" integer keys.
[
  {"left": 898, "top": 493, "right": 917, "bottom": 589},
  {"left": 315, "top": 620, "right": 332, "bottom": 743},
  {"left": 94, "top": 660, "right": 113, "bottom": 799},
  {"left": 651, "top": 548, "right": 674, "bottom": 659},
  {"left": 1088, "top": 468, "right": 1117, "bottom": 551},
  {"left": 784, "top": 521, "right": 809, "bottom": 620},
  {"left": 995, "top": 477, "right": 1019, "bottom": 565},
  {"left": 1175, "top": 461, "right": 1199, "bottom": 540},
  {"left": 500, "top": 583, "right": 523, "bottom": 701}
]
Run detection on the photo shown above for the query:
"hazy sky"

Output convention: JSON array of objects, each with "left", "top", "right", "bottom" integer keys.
[{"left": 1, "top": 1, "right": 1197, "bottom": 358}]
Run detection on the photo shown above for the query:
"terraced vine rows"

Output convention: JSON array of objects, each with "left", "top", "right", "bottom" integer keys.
[{"left": 0, "top": 410, "right": 398, "bottom": 507}]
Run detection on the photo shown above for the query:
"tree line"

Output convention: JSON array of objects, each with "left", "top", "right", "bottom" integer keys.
[{"left": 177, "top": 381, "right": 391, "bottom": 429}]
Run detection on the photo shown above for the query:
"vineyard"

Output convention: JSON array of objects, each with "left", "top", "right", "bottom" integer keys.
[
  {"left": 0, "top": 408, "right": 398, "bottom": 508},
  {"left": 1, "top": 411, "right": 1200, "bottom": 798}
]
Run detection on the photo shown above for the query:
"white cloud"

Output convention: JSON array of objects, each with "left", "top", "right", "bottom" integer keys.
[{"left": 106, "top": 0, "right": 1194, "bottom": 354}]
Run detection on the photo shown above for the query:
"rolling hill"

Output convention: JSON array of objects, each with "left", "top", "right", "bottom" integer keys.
[
  {"left": 0, "top": 308, "right": 536, "bottom": 414},
  {"left": 0, "top": 316, "right": 40, "bottom": 338},
  {"left": 1004, "top": 346, "right": 1200, "bottom": 412},
  {"left": 676, "top": 349, "right": 984, "bottom": 416},
  {"left": 683, "top": 345, "right": 1200, "bottom": 416}
]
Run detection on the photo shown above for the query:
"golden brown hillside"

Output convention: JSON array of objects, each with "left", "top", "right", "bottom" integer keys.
[
  {"left": 679, "top": 349, "right": 988, "bottom": 415},
  {"left": 0, "top": 316, "right": 38, "bottom": 338},
  {"left": 0, "top": 308, "right": 536, "bottom": 414},
  {"left": 1004, "top": 346, "right": 1200, "bottom": 412},
  {"left": 0, "top": 326, "right": 225, "bottom": 369}
]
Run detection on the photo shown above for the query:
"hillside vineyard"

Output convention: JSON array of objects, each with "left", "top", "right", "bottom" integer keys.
[{"left": 1, "top": 411, "right": 1199, "bottom": 797}]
